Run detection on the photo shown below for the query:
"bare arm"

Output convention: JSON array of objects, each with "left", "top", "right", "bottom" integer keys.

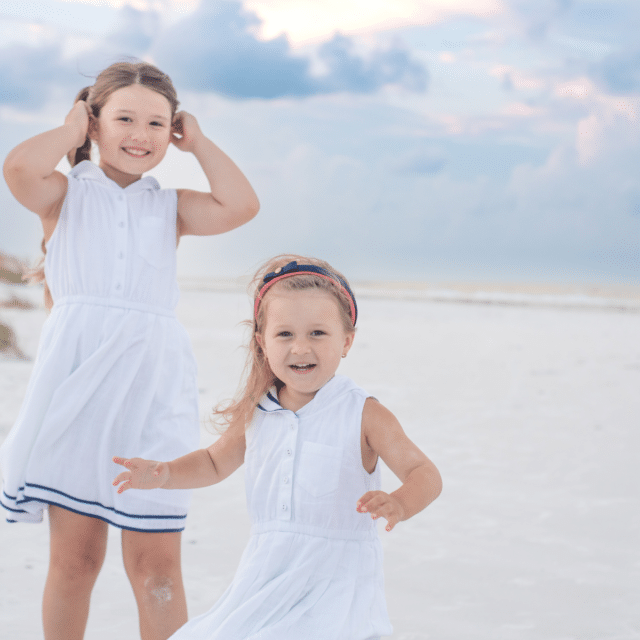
[
  {"left": 113, "top": 422, "right": 246, "bottom": 492},
  {"left": 172, "top": 111, "right": 260, "bottom": 237},
  {"left": 3, "top": 101, "right": 90, "bottom": 221},
  {"left": 357, "top": 398, "right": 442, "bottom": 531}
]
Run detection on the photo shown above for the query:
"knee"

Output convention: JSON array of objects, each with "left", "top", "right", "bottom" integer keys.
[
  {"left": 49, "top": 545, "right": 104, "bottom": 586},
  {"left": 125, "top": 547, "right": 182, "bottom": 595}
]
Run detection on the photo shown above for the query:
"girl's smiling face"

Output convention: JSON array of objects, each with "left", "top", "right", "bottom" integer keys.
[
  {"left": 90, "top": 83, "right": 173, "bottom": 188},
  {"left": 257, "top": 288, "right": 355, "bottom": 412}
]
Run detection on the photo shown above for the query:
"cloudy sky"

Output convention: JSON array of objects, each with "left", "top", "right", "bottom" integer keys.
[{"left": 0, "top": 0, "right": 638, "bottom": 284}]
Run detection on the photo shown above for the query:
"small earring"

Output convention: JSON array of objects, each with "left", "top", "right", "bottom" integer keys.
[{"left": 341, "top": 354, "right": 347, "bottom": 358}]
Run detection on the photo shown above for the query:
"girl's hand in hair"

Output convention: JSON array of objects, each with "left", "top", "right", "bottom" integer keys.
[
  {"left": 112, "top": 456, "right": 170, "bottom": 493},
  {"left": 171, "top": 111, "right": 203, "bottom": 154},
  {"left": 64, "top": 100, "right": 91, "bottom": 150}
]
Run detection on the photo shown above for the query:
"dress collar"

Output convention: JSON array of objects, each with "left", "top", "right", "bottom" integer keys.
[
  {"left": 256, "top": 375, "right": 357, "bottom": 415},
  {"left": 70, "top": 160, "right": 161, "bottom": 194}
]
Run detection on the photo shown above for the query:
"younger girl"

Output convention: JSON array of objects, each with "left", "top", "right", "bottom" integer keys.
[
  {"left": 1, "top": 61, "right": 259, "bottom": 640},
  {"left": 114, "top": 255, "right": 442, "bottom": 639}
]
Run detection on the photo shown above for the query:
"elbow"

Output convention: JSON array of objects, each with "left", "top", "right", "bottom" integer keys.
[
  {"left": 424, "top": 462, "right": 443, "bottom": 505},
  {"left": 232, "top": 194, "right": 260, "bottom": 230},
  {"left": 432, "top": 469, "right": 443, "bottom": 501},
  {"left": 3, "top": 152, "right": 22, "bottom": 186},
  {"left": 223, "top": 192, "right": 260, "bottom": 230},
  {"left": 3, "top": 148, "right": 38, "bottom": 193},
  {"left": 244, "top": 193, "right": 260, "bottom": 223}
]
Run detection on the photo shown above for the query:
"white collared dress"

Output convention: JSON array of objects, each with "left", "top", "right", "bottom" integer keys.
[
  {"left": 0, "top": 161, "right": 199, "bottom": 531},
  {"left": 171, "top": 375, "right": 393, "bottom": 640}
]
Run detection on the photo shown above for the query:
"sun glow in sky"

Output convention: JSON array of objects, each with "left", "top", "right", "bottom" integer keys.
[{"left": 244, "top": 0, "right": 504, "bottom": 44}]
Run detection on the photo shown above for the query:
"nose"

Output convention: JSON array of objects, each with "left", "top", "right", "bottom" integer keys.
[
  {"left": 290, "top": 337, "right": 311, "bottom": 355},
  {"left": 130, "top": 124, "right": 149, "bottom": 143}
]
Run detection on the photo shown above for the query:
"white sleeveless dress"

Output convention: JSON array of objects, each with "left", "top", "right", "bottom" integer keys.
[
  {"left": 0, "top": 161, "right": 199, "bottom": 531},
  {"left": 171, "top": 375, "right": 393, "bottom": 639}
]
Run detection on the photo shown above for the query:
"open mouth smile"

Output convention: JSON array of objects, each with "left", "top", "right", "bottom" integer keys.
[
  {"left": 122, "top": 147, "right": 151, "bottom": 157},
  {"left": 289, "top": 364, "right": 316, "bottom": 373}
]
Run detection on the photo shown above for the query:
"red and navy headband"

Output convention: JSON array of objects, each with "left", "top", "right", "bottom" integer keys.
[{"left": 254, "top": 260, "right": 358, "bottom": 326}]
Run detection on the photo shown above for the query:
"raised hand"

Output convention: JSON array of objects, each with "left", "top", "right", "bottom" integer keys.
[
  {"left": 64, "top": 100, "right": 91, "bottom": 150},
  {"left": 170, "top": 111, "right": 203, "bottom": 153},
  {"left": 356, "top": 490, "right": 406, "bottom": 532},
  {"left": 112, "top": 456, "right": 170, "bottom": 494}
]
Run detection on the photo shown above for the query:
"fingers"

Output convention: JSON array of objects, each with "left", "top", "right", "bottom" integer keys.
[
  {"left": 112, "top": 456, "right": 130, "bottom": 468},
  {"left": 117, "top": 483, "right": 130, "bottom": 494},
  {"left": 112, "top": 470, "right": 131, "bottom": 493},
  {"left": 112, "top": 457, "right": 135, "bottom": 493},
  {"left": 356, "top": 491, "right": 403, "bottom": 532},
  {"left": 114, "top": 477, "right": 131, "bottom": 494}
]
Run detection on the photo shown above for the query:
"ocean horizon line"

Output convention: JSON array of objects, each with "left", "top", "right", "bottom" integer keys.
[{"left": 177, "top": 276, "right": 640, "bottom": 312}]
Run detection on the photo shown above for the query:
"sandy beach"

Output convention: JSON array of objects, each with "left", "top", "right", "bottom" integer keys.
[{"left": 1, "top": 282, "right": 639, "bottom": 640}]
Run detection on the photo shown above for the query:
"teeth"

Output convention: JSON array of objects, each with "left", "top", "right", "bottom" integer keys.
[
  {"left": 291, "top": 364, "right": 314, "bottom": 370},
  {"left": 124, "top": 148, "right": 149, "bottom": 156}
]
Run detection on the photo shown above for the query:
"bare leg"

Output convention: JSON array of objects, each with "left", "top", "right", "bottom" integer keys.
[
  {"left": 122, "top": 529, "right": 187, "bottom": 640},
  {"left": 43, "top": 505, "right": 108, "bottom": 640}
]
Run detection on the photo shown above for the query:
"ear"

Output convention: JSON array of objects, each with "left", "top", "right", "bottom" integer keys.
[
  {"left": 88, "top": 114, "right": 99, "bottom": 140},
  {"left": 342, "top": 331, "right": 355, "bottom": 358},
  {"left": 255, "top": 333, "right": 263, "bottom": 349}
]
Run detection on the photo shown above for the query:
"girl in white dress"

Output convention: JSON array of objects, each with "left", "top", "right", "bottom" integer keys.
[
  {"left": 114, "top": 255, "right": 442, "bottom": 640},
  {"left": 0, "top": 61, "right": 259, "bottom": 640}
]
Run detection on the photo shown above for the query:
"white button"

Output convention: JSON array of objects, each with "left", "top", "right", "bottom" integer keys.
[
  {"left": 115, "top": 283, "right": 121, "bottom": 290},
  {"left": 290, "top": 423, "right": 296, "bottom": 430},
  {"left": 283, "top": 476, "right": 289, "bottom": 484},
  {"left": 281, "top": 503, "right": 288, "bottom": 511},
  {"left": 286, "top": 448, "right": 292, "bottom": 456}
]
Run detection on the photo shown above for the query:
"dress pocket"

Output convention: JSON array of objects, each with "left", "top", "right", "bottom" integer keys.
[
  {"left": 138, "top": 216, "right": 170, "bottom": 269},
  {"left": 297, "top": 441, "right": 341, "bottom": 497}
]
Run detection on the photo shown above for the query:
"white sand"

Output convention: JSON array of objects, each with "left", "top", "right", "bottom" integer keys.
[{"left": 1, "top": 284, "right": 639, "bottom": 639}]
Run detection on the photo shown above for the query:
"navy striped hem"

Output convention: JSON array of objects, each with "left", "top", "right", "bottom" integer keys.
[
  {"left": 21, "top": 482, "right": 186, "bottom": 521},
  {"left": 0, "top": 499, "right": 29, "bottom": 514},
  {"left": 3, "top": 488, "right": 23, "bottom": 501},
  {"left": 6, "top": 498, "right": 184, "bottom": 533}
]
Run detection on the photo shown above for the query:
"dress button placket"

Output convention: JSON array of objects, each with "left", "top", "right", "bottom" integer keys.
[
  {"left": 113, "top": 193, "right": 127, "bottom": 296},
  {"left": 278, "top": 413, "right": 297, "bottom": 521}
]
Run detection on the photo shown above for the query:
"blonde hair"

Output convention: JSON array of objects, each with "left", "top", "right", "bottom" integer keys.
[
  {"left": 212, "top": 254, "right": 356, "bottom": 432},
  {"left": 30, "top": 61, "right": 179, "bottom": 310}
]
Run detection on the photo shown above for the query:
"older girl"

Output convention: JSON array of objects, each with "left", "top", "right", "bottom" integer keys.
[{"left": 1, "top": 61, "right": 259, "bottom": 640}]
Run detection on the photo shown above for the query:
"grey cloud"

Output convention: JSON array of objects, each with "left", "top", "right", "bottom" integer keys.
[
  {"left": 395, "top": 151, "right": 447, "bottom": 176},
  {"left": 507, "top": 0, "right": 573, "bottom": 40},
  {"left": 0, "top": 1, "right": 427, "bottom": 107},
  {"left": 315, "top": 34, "right": 427, "bottom": 94},
  {"left": 592, "top": 48, "right": 640, "bottom": 94},
  {"left": 105, "top": 6, "right": 161, "bottom": 56},
  {"left": 154, "top": 1, "right": 427, "bottom": 99},
  {"left": 0, "top": 44, "right": 71, "bottom": 108},
  {"left": 153, "top": 2, "right": 313, "bottom": 98}
]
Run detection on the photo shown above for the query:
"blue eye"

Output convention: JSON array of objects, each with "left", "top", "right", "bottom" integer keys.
[
  {"left": 311, "top": 330, "right": 326, "bottom": 336},
  {"left": 150, "top": 121, "right": 164, "bottom": 127},
  {"left": 119, "top": 117, "right": 132, "bottom": 122},
  {"left": 277, "top": 331, "right": 292, "bottom": 338}
]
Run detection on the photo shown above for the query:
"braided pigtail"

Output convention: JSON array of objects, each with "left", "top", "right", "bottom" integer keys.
[{"left": 66, "top": 86, "right": 93, "bottom": 167}]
